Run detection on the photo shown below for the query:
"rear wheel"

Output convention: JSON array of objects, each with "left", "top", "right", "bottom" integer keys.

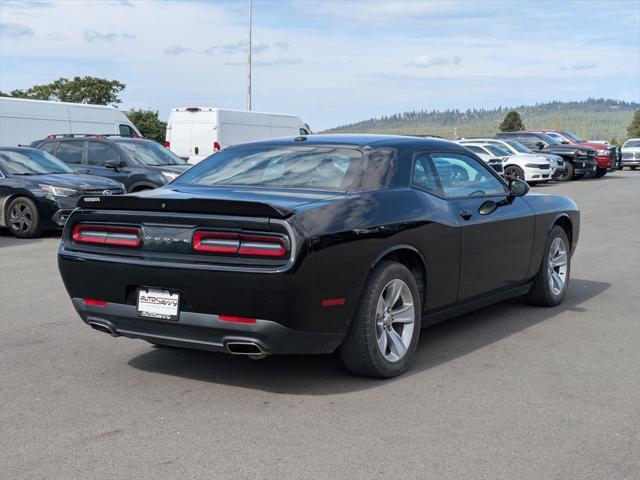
[
  {"left": 6, "top": 197, "right": 42, "bottom": 238},
  {"left": 594, "top": 168, "right": 608, "bottom": 178},
  {"left": 631, "top": 166, "right": 638, "bottom": 171},
  {"left": 504, "top": 165, "right": 524, "bottom": 181},
  {"left": 557, "top": 161, "right": 574, "bottom": 181},
  {"left": 340, "top": 261, "right": 421, "bottom": 378},
  {"left": 525, "top": 225, "right": 570, "bottom": 307}
]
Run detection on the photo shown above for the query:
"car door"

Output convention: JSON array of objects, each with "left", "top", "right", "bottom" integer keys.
[
  {"left": 81, "top": 140, "right": 131, "bottom": 184},
  {"left": 428, "top": 151, "right": 535, "bottom": 302}
]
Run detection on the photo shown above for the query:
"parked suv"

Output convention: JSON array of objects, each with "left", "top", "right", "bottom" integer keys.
[
  {"left": 31, "top": 135, "right": 190, "bottom": 192},
  {"left": 621, "top": 139, "right": 640, "bottom": 170},
  {"left": 525, "top": 130, "right": 615, "bottom": 178},
  {"left": 496, "top": 132, "right": 597, "bottom": 180}
]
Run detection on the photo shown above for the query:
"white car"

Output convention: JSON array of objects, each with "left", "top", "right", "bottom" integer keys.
[
  {"left": 621, "top": 138, "right": 640, "bottom": 169},
  {"left": 460, "top": 142, "right": 554, "bottom": 183},
  {"left": 460, "top": 137, "right": 565, "bottom": 177}
]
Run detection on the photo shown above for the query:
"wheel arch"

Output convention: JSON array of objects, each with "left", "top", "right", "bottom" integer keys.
[
  {"left": 128, "top": 182, "right": 159, "bottom": 192},
  {"left": 366, "top": 245, "right": 428, "bottom": 313},
  {"left": 551, "top": 213, "right": 573, "bottom": 251},
  {"left": 1, "top": 191, "right": 39, "bottom": 227}
]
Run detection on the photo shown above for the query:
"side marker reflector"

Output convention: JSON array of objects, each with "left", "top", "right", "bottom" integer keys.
[{"left": 321, "top": 297, "right": 346, "bottom": 307}]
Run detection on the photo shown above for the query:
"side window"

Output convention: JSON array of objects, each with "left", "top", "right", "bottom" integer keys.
[
  {"left": 411, "top": 153, "right": 442, "bottom": 196},
  {"left": 55, "top": 142, "right": 84, "bottom": 164},
  {"left": 86, "top": 142, "right": 119, "bottom": 166},
  {"left": 430, "top": 152, "right": 506, "bottom": 199},
  {"left": 39, "top": 142, "right": 58, "bottom": 155},
  {"left": 119, "top": 124, "right": 134, "bottom": 137}
]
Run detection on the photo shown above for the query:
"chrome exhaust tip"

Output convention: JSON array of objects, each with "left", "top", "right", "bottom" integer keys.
[
  {"left": 88, "top": 320, "right": 119, "bottom": 337},
  {"left": 225, "top": 341, "right": 267, "bottom": 359}
]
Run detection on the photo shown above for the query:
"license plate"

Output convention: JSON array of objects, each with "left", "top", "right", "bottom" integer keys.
[{"left": 137, "top": 288, "right": 179, "bottom": 320}]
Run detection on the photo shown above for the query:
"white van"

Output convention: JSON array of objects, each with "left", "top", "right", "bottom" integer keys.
[
  {"left": 0, "top": 97, "right": 141, "bottom": 147},
  {"left": 165, "top": 107, "right": 309, "bottom": 164}
]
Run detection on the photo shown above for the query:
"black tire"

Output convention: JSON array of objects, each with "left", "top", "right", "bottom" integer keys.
[
  {"left": 631, "top": 166, "right": 637, "bottom": 171},
  {"left": 340, "top": 261, "right": 422, "bottom": 378},
  {"left": 582, "top": 168, "right": 596, "bottom": 179},
  {"left": 557, "top": 161, "right": 574, "bottom": 181},
  {"left": 6, "top": 197, "right": 42, "bottom": 238},
  {"left": 504, "top": 165, "right": 524, "bottom": 181},
  {"left": 525, "top": 225, "right": 570, "bottom": 307},
  {"left": 594, "top": 168, "right": 607, "bottom": 178}
]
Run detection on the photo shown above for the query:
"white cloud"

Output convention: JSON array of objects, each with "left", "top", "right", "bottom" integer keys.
[
  {"left": 0, "top": 22, "right": 34, "bottom": 39},
  {"left": 83, "top": 30, "right": 136, "bottom": 42},
  {"left": 405, "top": 56, "right": 462, "bottom": 68},
  {"left": 560, "top": 62, "right": 597, "bottom": 71},
  {"left": 163, "top": 45, "right": 192, "bottom": 56}
]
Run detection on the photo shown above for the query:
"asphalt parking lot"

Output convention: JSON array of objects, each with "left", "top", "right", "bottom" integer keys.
[{"left": 1, "top": 172, "right": 639, "bottom": 480}]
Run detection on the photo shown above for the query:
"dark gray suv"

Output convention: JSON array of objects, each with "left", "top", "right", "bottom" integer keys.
[{"left": 31, "top": 135, "right": 191, "bottom": 192}]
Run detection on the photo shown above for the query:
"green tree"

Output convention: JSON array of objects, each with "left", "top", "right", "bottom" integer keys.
[
  {"left": 627, "top": 109, "right": 640, "bottom": 138},
  {"left": 125, "top": 109, "right": 166, "bottom": 143},
  {"left": 9, "top": 76, "right": 125, "bottom": 105},
  {"left": 499, "top": 111, "right": 525, "bottom": 132}
]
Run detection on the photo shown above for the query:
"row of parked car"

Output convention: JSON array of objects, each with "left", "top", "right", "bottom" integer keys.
[
  {"left": 457, "top": 130, "right": 626, "bottom": 183},
  {"left": 0, "top": 128, "right": 637, "bottom": 239}
]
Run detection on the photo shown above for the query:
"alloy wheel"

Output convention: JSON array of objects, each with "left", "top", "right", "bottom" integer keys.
[
  {"left": 375, "top": 279, "right": 415, "bottom": 362},
  {"left": 547, "top": 237, "right": 568, "bottom": 296},
  {"left": 8, "top": 202, "right": 33, "bottom": 234},
  {"left": 504, "top": 166, "right": 523, "bottom": 180}
]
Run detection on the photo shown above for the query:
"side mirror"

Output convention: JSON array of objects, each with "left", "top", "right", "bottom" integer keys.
[
  {"left": 105, "top": 159, "right": 125, "bottom": 170},
  {"left": 508, "top": 178, "right": 529, "bottom": 198},
  {"left": 535, "top": 142, "right": 545, "bottom": 150},
  {"left": 561, "top": 141, "right": 570, "bottom": 144}
]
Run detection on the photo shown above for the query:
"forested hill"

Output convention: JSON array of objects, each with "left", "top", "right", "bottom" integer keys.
[{"left": 323, "top": 99, "right": 638, "bottom": 141}]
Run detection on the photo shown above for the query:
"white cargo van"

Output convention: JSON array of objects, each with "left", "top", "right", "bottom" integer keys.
[
  {"left": 0, "top": 97, "right": 141, "bottom": 147},
  {"left": 165, "top": 107, "right": 309, "bottom": 164}
]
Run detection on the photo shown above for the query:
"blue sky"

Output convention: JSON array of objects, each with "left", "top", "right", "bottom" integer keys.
[{"left": 1, "top": 0, "right": 639, "bottom": 130}]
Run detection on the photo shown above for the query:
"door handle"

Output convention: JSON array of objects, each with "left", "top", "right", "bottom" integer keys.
[
  {"left": 459, "top": 209, "right": 473, "bottom": 221},
  {"left": 194, "top": 146, "right": 199, "bottom": 155}
]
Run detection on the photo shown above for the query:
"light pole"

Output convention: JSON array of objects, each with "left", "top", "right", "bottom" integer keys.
[{"left": 247, "top": 0, "right": 252, "bottom": 111}]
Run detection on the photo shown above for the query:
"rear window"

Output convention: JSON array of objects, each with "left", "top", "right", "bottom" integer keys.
[
  {"left": 173, "top": 146, "right": 363, "bottom": 191},
  {"left": 55, "top": 142, "right": 84, "bottom": 164}
]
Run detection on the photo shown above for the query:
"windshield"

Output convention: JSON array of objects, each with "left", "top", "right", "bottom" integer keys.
[
  {"left": 0, "top": 149, "right": 76, "bottom": 175},
  {"left": 561, "top": 131, "right": 584, "bottom": 143},
  {"left": 484, "top": 145, "right": 511, "bottom": 157},
  {"left": 502, "top": 140, "right": 531, "bottom": 153},
  {"left": 536, "top": 133, "right": 561, "bottom": 145},
  {"left": 173, "top": 146, "right": 363, "bottom": 191},
  {"left": 115, "top": 140, "right": 186, "bottom": 166},
  {"left": 623, "top": 140, "right": 640, "bottom": 148}
]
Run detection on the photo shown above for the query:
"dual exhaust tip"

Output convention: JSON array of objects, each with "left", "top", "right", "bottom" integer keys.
[{"left": 88, "top": 321, "right": 267, "bottom": 359}]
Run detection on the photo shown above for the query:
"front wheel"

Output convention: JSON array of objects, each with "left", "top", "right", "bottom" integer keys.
[
  {"left": 6, "top": 197, "right": 42, "bottom": 238},
  {"left": 557, "top": 162, "right": 574, "bottom": 181},
  {"left": 594, "top": 168, "right": 608, "bottom": 178},
  {"left": 340, "top": 261, "right": 421, "bottom": 378},
  {"left": 525, "top": 226, "right": 570, "bottom": 307},
  {"left": 504, "top": 165, "right": 524, "bottom": 181}
]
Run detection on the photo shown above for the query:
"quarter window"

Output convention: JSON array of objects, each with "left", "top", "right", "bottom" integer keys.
[
  {"left": 39, "top": 142, "right": 58, "bottom": 155},
  {"left": 430, "top": 152, "right": 506, "bottom": 198},
  {"left": 411, "top": 153, "right": 442, "bottom": 195},
  {"left": 55, "top": 142, "right": 83, "bottom": 164}
]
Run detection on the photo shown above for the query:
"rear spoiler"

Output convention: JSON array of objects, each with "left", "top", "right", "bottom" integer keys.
[{"left": 77, "top": 195, "right": 293, "bottom": 219}]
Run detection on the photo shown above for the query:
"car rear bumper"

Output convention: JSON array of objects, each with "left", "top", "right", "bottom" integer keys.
[{"left": 72, "top": 298, "right": 346, "bottom": 355}]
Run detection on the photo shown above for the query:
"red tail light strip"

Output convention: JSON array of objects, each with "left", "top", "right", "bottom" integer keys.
[
  {"left": 193, "top": 230, "right": 289, "bottom": 258},
  {"left": 193, "top": 231, "right": 240, "bottom": 253},
  {"left": 72, "top": 225, "right": 141, "bottom": 247},
  {"left": 219, "top": 315, "right": 256, "bottom": 324},
  {"left": 83, "top": 299, "right": 108, "bottom": 307}
]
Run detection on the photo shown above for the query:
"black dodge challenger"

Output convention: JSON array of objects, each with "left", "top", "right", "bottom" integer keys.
[{"left": 58, "top": 135, "right": 579, "bottom": 377}]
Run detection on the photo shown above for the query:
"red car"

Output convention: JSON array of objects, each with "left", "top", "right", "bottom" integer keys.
[{"left": 525, "top": 130, "right": 614, "bottom": 178}]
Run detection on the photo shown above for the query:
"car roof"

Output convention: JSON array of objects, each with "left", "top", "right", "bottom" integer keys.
[{"left": 226, "top": 133, "right": 466, "bottom": 151}]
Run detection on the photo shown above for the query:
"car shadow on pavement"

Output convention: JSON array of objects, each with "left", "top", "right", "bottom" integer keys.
[{"left": 128, "top": 278, "right": 610, "bottom": 395}]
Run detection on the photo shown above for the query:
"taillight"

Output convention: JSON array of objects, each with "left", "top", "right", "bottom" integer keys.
[
  {"left": 219, "top": 315, "right": 256, "bottom": 324},
  {"left": 72, "top": 224, "right": 141, "bottom": 247},
  {"left": 192, "top": 230, "right": 288, "bottom": 258},
  {"left": 214, "top": 141, "right": 221, "bottom": 152},
  {"left": 237, "top": 234, "right": 287, "bottom": 257},
  {"left": 164, "top": 140, "right": 170, "bottom": 148},
  {"left": 193, "top": 231, "right": 239, "bottom": 254},
  {"left": 83, "top": 299, "right": 108, "bottom": 307}
]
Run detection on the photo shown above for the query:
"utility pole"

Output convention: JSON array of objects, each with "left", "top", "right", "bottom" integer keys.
[{"left": 247, "top": 0, "right": 252, "bottom": 111}]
